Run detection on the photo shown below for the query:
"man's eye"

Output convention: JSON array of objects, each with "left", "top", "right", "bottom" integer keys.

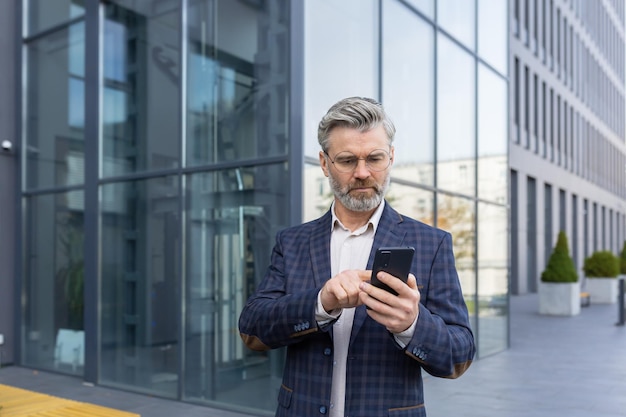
[
  {"left": 368, "top": 155, "right": 384, "bottom": 162},
  {"left": 337, "top": 157, "right": 356, "bottom": 165}
]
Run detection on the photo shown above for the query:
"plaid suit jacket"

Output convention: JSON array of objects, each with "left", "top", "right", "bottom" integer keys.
[{"left": 239, "top": 203, "right": 475, "bottom": 417}]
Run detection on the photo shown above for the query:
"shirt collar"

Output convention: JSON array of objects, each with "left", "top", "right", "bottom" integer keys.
[{"left": 331, "top": 200, "right": 385, "bottom": 234}]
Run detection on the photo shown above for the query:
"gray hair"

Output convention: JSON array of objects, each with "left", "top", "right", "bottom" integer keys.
[{"left": 317, "top": 97, "right": 396, "bottom": 152}]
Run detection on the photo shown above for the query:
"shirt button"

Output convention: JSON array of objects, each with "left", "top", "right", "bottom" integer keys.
[
  {"left": 319, "top": 405, "right": 327, "bottom": 414},
  {"left": 323, "top": 348, "right": 332, "bottom": 356}
]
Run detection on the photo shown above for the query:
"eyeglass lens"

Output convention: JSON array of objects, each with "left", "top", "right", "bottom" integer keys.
[{"left": 331, "top": 149, "right": 390, "bottom": 172}]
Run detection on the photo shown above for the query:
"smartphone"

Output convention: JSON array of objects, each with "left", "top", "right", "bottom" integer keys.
[{"left": 370, "top": 246, "right": 415, "bottom": 295}]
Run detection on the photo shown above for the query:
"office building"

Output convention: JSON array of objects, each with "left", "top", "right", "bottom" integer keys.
[
  {"left": 1, "top": 0, "right": 510, "bottom": 415},
  {"left": 510, "top": 0, "right": 626, "bottom": 294}
]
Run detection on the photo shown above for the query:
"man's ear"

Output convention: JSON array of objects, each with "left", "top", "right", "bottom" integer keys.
[
  {"left": 319, "top": 151, "right": 330, "bottom": 177},
  {"left": 389, "top": 146, "right": 395, "bottom": 166}
]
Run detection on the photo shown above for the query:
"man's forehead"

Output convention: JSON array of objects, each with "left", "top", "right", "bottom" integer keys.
[{"left": 327, "top": 125, "right": 389, "bottom": 145}]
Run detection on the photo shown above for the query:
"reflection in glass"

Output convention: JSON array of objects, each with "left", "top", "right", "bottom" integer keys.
[
  {"left": 437, "top": 36, "right": 476, "bottom": 195},
  {"left": 186, "top": 0, "right": 289, "bottom": 166},
  {"left": 24, "top": 22, "right": 85, "bottom": 190},
  {"left": 387, "top": 182, "right": 434, "bottom": 226},
  {"left": 25, "top": 0, "right": 84, "bottom": 36},
  {"left": 477, "top": 0, "right": 508, "bottom": 74},
  {"left": 23, "top": 192, "right": 85, "bottom": 375},
  {"left": 478, "top": 65, "right": 508, "bottom": 203},
  {"left": 102, "top": 2, "right": 181, "bottom": 177},
  {"left": 477, "top": 202, "right": 509, "bottom": 357},
  {"left": 383, "top": 0, "right": 435, "bottom": 186},
  {"left": 184, "top": 165, "right": 288, "bottom": 413},
  {"left": 436, "top": 194, "right": 476, "bottom": 328},
  {"left": 100, "top": 176, "right": 180, "bottom": 398},
  {"left": 303, "top": 163, "right": 334, "bottom": 222},
  {"left": 437, "top": 0, "right": 476, "bottom": 49},
  {"left": 303, "top": 0, "right": 378, "bottom": 157}
]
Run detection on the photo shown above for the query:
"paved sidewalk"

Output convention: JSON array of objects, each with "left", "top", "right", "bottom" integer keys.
[
  {"left": 1, "top": 294, "right": 625, "bottom": 416},
  {"left": 425, "top": 294, "right": 626, "bottom": 417}
]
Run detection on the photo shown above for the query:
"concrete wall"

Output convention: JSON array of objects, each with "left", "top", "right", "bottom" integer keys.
[{"left": 0, "top": 0, "right": 17, "bottom": 365}]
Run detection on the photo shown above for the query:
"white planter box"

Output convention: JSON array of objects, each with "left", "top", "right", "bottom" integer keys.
[
  {"left": 539, "top": 281, "right": 581, "bottom": 316},
  {"left": 585, "top": 277, "right": 618, "bottom": 304}
]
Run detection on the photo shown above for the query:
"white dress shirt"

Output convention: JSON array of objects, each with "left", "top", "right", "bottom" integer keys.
[
  {"left": 316, "top": 202, "right": 381, "bottom": 417},
  {"left": 314, "top": 201, "right": 418, "bottom": 416}
]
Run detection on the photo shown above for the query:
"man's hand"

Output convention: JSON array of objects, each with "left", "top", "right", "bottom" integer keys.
[
  {"left": 320, "top": 270, "right": 371, "bottom": 313},
  {"left": 359, "top": 272, "right": 420, "bottom": 333}
]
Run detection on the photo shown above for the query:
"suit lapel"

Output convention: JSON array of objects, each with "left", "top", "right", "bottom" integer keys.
[
  {"left": 310, "top": 210, "right": 332, "bottom": 289},
  {"left": 351, "top": 203, "right": 407, "bottom": 345},
  {"left": 309, "top": 204, "right": 409, "bottom": 344}
]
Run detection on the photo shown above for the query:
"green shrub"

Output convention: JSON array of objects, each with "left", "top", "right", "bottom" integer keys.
[
  {"left": 583, "top": 250, "right": 619, "bottom": 278},
  {"left": 541, "top": 231, "right": 578, "bottom": 283},
  {"left": 619, "top": 241, "right": 626, "bottom": 275}
]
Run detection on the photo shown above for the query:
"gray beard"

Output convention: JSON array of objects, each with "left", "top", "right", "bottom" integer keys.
[{"left": 328, "top": 173, "right": 390, "bottom": 212}]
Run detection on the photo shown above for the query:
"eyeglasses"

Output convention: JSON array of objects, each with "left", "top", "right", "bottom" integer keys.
[{"left": 324, "top": 149, "right": 392, "bottom": 173}]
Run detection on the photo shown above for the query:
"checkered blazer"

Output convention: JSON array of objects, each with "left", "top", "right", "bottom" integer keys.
[{"left": 239, "top": 203, "right": 475, "bottom": 417}]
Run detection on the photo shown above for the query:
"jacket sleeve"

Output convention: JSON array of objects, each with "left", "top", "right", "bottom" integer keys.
[
  {"left": 403, "top": 232, "right": 476, "bottom": 379},
  {"left": 238, "top": 230, "right": 325, "bottom": 351}
]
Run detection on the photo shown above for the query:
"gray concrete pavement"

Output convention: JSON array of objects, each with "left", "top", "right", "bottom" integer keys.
[
  {"left": 425, "top": 294, "right": 626, "bottom": 417},
  {"left": 1, "top": 294, "right": 625, "bottom": 416}
]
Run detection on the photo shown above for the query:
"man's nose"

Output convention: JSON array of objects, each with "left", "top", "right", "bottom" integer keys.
[{"left": 353, "top": 158, "right": 371, "bottom": 178}]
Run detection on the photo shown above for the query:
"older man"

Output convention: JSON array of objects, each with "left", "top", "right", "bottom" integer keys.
[{"left": 239, "top": 97, "right": 475, "bottom": 417}]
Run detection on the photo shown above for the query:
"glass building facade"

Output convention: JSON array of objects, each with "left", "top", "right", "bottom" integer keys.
[{"left": 12, "top": 0, "right": 508, "bottom": 415}]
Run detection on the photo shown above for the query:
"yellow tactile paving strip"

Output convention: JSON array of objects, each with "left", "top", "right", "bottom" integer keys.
[{"left": 0, "top": 384, "right": 140, "bottom": 417}]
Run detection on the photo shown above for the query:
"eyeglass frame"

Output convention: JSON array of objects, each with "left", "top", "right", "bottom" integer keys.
[{"left": 323, "top": 148, "right": 393, "bottom": 173}]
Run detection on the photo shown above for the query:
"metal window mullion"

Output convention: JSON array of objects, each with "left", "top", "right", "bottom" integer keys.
[{"left": 82, "top": 0, "right": 101, "bottom": 385}]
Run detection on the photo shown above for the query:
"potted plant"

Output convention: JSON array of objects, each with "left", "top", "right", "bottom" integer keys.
[
  {"left": 539, "top": 231, "right": 580, "bottom": 316},
  {"left": 583, "top": 250, "right": 619, "bottom": 304}
]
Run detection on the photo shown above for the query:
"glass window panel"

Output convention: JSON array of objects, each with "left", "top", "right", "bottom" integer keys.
[
  {"left": 22, "top": 191, "right": 85, "bottom": 375},
  {"left": 303, "top": 0, "right": 378, "bottom": 158},
  {"left": 477, "top": 202, "right": 509, "bottom": 357},
  {"left": 437, "top": 0, "right": 476, "bottom": 49},
  {"left": 386, "top": 182, "right": 434, "bottom": 226},
  {"left": 25, "top": 0, "right": 84, "bottom": 37},
  {"left": 186, "top": 0, "right": 289, "bottom": 166},
  {"left": 405, "top": 0, "right": 434, "bottom": 19},
  {"left": 478, "top": 64, "right": 508, "bottom": 203},
  {"left": 436, "top": 194, "right": 476, "bottom": 331},
  {"left": 437, "top": 36, "right": 476, "bottom": 196},
  {"left": 68, "top": 77, "right": 85, "bottom": 129},
  {"left": 303, "top": 163, "right": 334, "bottom": 222},
  {"left": 184, "top": 164, "right": 289, "bottom": 413},
  {"left": 477, "top": 0, "right": 508, "bottom": 74},
  {"left": 100, "top": 176, "right": 180, "bottom": 398},
  {"left": 383, "top": 1, "right": 435, "bottom": 187},
  {"left": 102, "top": 1, "right": 181, "bottom": 178},
  {"left": 68, "top": 22, "right": 85, "bottom": 76},
  {"left": 102, "top": 19, "right": 127, "bottom": 83},
  {"left": 24, "top": 22, "right": 85, "bottom": 190}
]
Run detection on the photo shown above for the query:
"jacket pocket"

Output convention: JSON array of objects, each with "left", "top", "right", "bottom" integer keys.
[
  {"left": 277, "top": 384, "right": 293, "bottom": 409},
  {"left": 388, "top": 404, "right": 426, "bottom": 417}
]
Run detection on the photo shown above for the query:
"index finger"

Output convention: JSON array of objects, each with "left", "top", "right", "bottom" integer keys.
[{"left": 357, "top": 270, "right": 373, "bottom": 282}]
